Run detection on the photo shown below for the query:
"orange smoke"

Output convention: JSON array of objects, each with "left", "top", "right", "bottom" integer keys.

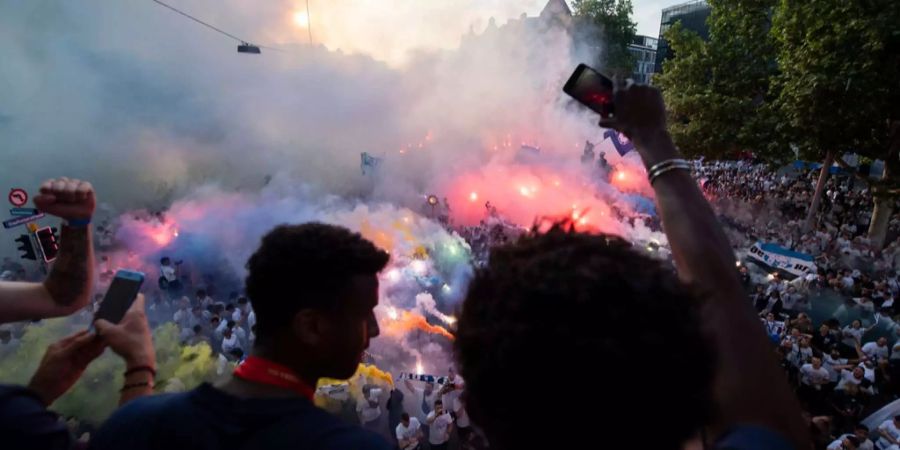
[{"left": 382, "top": 310, "right": 455, "bottom": 341}]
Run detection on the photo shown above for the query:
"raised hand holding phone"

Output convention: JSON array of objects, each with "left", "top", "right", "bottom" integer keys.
[
  {"left": 94, "top": 293, "right": 155, "bottom": 370},
  {"left": 563, "top": 63, "right": 616, "bottom": 119}
]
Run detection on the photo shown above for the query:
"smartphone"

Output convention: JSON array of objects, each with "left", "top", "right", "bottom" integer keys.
[
  {"left": 563, "top": 63, "right": 616, "bottom": 118},
  {"left": 94, "top": 270, "right": 145, "bottom": 325}
]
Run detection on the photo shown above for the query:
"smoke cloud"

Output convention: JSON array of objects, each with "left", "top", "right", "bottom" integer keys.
[{"left": 0, "top": 0, "right": 670, "bottom": 414}]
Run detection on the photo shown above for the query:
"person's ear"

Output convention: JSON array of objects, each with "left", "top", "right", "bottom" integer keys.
[{"left": 292, "top": 310, "right": 328, "bottom": 346}]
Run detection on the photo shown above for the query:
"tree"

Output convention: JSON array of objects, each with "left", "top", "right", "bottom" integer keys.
[
  {"left": 571, "top": 0, "right": 638, "bottom": 76},
  {"left": 654, "top": 0, "right": 783, "bottom": 160},
  {"left": 773, "top": 0, "right": 900, "bottom": 241}
]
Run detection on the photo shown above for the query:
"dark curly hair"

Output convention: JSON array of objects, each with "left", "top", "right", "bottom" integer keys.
[
  {"left": 245, "top": 223, "right": 389, "bottom": 340},
  {"left": 455, "top": 227, "right": 715, "bottom": 449}
]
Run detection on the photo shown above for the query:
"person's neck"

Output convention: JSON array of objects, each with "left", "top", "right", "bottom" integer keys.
[{"left": 216, "top": 345, "right": 320, "bottom": 399}]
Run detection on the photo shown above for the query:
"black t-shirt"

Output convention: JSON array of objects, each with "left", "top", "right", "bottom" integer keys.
[
  {"left": 90, "top": 383, "right": 391, "bottom": 450},
  {"left": 811, "top": 333, "right": 837, "bottom": 353},
  {"left": 0, "top": 384, "right": 72, "bottom": 450},
  {"left": 829, "top": 390, "right": 864, "bottom": 417}
]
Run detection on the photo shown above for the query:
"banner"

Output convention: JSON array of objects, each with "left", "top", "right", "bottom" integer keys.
[
  {"left": 747, "top": 242, "right": 816, "bottom": 278},
  {"left": 398, "top": 372, "right": 449, "bottom": 385}
]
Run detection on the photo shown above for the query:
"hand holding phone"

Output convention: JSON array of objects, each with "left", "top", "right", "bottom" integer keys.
[
  {"left": 563, "top": 64, "right": 616, "bottom": 119},
  {"left": 94, "top": 270, "right": 144, "bottom": 325},
  {"left": 94, "top": 293, "right": 156, "bottom": 369}
]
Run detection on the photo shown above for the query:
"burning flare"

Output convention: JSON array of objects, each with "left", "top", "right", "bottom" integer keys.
[{"left": 382, "top": 310, "right": 455, "bottom": 341}]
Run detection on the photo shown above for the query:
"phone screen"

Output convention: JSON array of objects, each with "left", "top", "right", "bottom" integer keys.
[
  {"left": 563, "top": 63, "right": 615, "bottom": 118},
  {"left": 94, "top": 270, "right": 144, "bottom": 324}
]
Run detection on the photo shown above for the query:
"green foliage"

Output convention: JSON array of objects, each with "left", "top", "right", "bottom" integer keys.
[
  {"left": 773, "top": 0, "right": 900, "bottom": 167},
  {"left": 655, "top": 0, "right": 782, "bottom": 160},
  {"left": 572, "top": 0, "right": 638, "bottom": 76}
]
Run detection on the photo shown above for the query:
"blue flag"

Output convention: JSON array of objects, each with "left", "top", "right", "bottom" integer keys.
[
  {"left": 604, "top": 129, "right": 635, "bottom": 156},
  {"left": 361, "top": 152, "right": 383, "bottom": 175}
]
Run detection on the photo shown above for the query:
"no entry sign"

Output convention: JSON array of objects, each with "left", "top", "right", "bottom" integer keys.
[{"left": 8, "top": 189, "right": 28, "bottom": 207}]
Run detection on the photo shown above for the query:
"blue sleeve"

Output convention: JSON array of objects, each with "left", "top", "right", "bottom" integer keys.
[
  {"left": 0, "top": 384, "right": 72, "bottom": 450},
  {"left": 715, "top": 425, "right": 795, "bottom": 450},
  {"left": 89, "top": 397, "right": 162, "bottom": 450},
  {"left": 321, "top": 429, "right": 393, "bottom": 450}
]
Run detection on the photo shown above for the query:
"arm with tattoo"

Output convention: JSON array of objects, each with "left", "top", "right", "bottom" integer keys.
[
  {"left": 0, "top": 177, "right": 96, "bottom": 324},
  {"left": 43, "top": 224, "right": 94, "bottom": 311}
]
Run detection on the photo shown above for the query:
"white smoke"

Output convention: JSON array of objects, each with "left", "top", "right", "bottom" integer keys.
[{"left": 2, "top": 1, "right": 669, "bottom": 377}]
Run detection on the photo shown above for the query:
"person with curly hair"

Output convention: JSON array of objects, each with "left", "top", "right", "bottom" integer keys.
[{"left": 455, "top": 84, "right": 810, "bottom": 450}]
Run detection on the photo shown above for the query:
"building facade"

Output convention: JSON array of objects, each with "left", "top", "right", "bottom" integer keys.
[
  {"left": 628, "top": 35, "right": 658, "bottom": 84},
  {"left": 654, "top": 0, "right": 711, "bottom": 73}
]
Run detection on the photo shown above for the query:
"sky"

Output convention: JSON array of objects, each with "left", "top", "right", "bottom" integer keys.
[
  {"left": 279, "top": 0, "right": 671, "bottom": 64},
  {"left": 631, "top": 0, "right": 672, "bottom": 37}
]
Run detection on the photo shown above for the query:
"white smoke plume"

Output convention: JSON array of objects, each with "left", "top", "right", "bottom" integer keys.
[{"left": 0, "top": 0, "right": 668, "bottom": 380}]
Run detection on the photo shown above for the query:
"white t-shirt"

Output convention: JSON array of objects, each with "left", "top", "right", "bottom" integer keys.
[
  {"left": 828, "top": 435, "right": 874, "bottom": 450},
  {"left": 160, "top": 265, "right": 177, "bottom": 282},
  {"left": 799, "top": 364, "right": 830, "bottom": 389},
  {"left": 247, "top": 310, "right": 256, "bottom": 329},
  {"left": 836, "top": 369, "right": 863, "bottom": 391},
  {"left": 861, "top": 342, "right": 889, "bottom": 361},
  {"left": 823, "top": 355, "right": 849, "bottom": 382},
  {"left": 395, "top": 418, "right": 422, "bottom": 450},
  {"left": 232, "top": 309, "right": 243, "bottom": 323},
  {"left": 173, "top": 309, "right": 190, "bottom": 328},
  {"left": 843, "top": 434, "right": 874, "bottom": 450},
  {"left": 199, "top": 296, "right": 215, "bottom": 309},
  {"left": 858, "top": 363, "right": 876, "bottom": 383},
  {"left": 782, "top": 293, "right": 800, "bottom": 311},
  {"left": 222, "top": 334, "right": 241, "bottom": 354},
  {"left": 842, "top": 276, "right": 855, "bottom": 289},
  {"left": 441, "top": 378, "right": 464, "bottom": 416},
  {"left": 232, "top": 327, "right": 247, "bottom": 344},
  {"left": 790, "top": 345, "right": 813, "bottom": 367},
  {"left": 216, "top": 319, "right": 228, "bottom": 335},
  {"left": 842, "top": 326, "right": 865, "bottom": 346},
  {"left": 878, "top": 419, "right": 900, "bottom": 449},
  {"left": 426, "top": 411, "right": 453, "bottom": 445},
  {"left": 358, "top": 401, "right": 381, "bottom": 424}
]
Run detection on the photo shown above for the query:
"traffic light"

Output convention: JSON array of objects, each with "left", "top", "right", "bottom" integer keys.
[
  {"left": 36, "top": 227, "right": 59, "bottom": 262},
  {"left": 15, "top": 235, "right": 36, "bottom": 261}
]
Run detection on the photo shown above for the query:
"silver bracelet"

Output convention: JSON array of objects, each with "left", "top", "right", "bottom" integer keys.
[
  {"left": 647, "top": 158, "right": 690, "bottom": 174},
  {"left": 648, "top": 159, "right": 691, "bottom": 185}
]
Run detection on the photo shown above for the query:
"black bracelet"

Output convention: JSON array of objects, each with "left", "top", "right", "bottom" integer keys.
[
  {"left": 124, "top": 366, "right": 157, "bottom": 377},
  {"left": 120, "top": 381, "right": 152, "bottom": 392}
]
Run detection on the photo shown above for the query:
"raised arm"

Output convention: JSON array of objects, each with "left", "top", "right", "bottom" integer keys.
[
  {"left": 602, "top": 85, "right": 809, "bottom": 449},
  {"left": 0, "top": 178, "right": 95, "bottom": 323}
]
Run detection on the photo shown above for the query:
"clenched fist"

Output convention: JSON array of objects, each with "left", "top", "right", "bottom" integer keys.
[{"left": 33, "top": 177, "right": 95, "bottom": 221}]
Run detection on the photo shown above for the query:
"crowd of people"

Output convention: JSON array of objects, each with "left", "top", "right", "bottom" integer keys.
[
  {"left": 698, "top": 160, "right": 900, "bottom": 448},
  {"left": 4, "top": 85, "right": 897, "bottom": 450}
]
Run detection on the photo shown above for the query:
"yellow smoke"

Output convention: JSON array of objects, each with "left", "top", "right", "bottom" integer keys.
[{"left": 315, "top": 363, "right": 394, "bottom": 410}]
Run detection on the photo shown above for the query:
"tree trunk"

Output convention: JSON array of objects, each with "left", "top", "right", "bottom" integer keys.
[
  {"left": 805, "top": 151, "right": 835, "bottom": 232},
  {"left": 869, "top": 162, "right": 895, "bottom": 251}
]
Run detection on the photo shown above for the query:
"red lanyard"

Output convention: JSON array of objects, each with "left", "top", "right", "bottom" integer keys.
[{"left": 233, "top": 356, "right": 315, "bottom": 401}]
